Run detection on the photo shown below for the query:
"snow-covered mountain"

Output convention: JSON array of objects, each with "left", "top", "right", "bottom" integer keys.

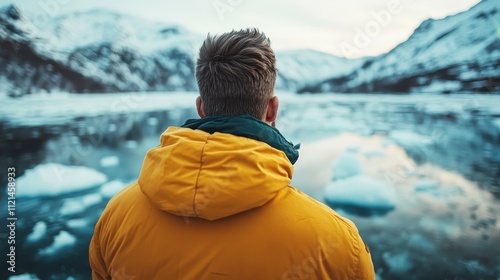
[
  {"left": 0, "top": 5, "right": 202, "bottom": 96},
  {"left": 1, "top": 5, "right": 110, "bottom": 96},
  {"left": 275, "top": 49, "right": 364, "bottom": 91},
  {"left": 2, "top": 0, "right": 498, "bottom": 96},
  {"left": 0, "top": 4, "right": 357, "bottom": 97},
  {"left": 301, "top": 0, "right": 500, "bottom": 94}
]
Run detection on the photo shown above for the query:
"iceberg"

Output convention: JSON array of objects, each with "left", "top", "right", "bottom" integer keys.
[
  {"left": 8, "top": 274, "right": 40, "bottom": 280},
  {"left": 15, "top": 163, "right": 107, "bottom": 197},
  {"left": 38, "top": 231, "right": 77, "bottom": 256},
  {"left": 100, "top": 180, "right": 127, "bottom": 198},
  {"left": 59, "top": 193, "right": 103, "bottom": 216},
  {"left": 331, "top": 152, "right": 363, "bottom": 180},
  {"left": 26, "top": 221, "right": 47, "bottom": 243},
  {"left": 324, "top": 174, "right": 397, "bottom": 217}
]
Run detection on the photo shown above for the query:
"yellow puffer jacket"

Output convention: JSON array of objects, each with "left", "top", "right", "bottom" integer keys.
[{"left": 89, "top": 116, "right": 374, "bottom": 280}]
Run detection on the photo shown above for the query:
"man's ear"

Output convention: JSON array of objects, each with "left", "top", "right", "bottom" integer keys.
[
  {"left": 196, "top": 96, "right": 206, "bottom": 118},
  {"left": 265, "top": 96, "right": 279, "bottom": 124}
]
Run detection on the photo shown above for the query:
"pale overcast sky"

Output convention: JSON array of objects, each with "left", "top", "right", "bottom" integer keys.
[{"left": 8, "top": 0, "right": 481, "bottom": 58}]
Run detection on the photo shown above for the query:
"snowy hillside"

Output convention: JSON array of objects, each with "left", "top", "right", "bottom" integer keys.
[
  {"left": 42, "top": 9, "right": 202, "bottom": 91},
  {"left": 275, "top": 49, "right": 364, "bottom": 91},
  {"left": 0, "top": 4, "right": 358, "bottom": 97},
  {"left": 3, "top": 0, "right": 497, "bottom": 96},
  {"left": 0, "top": 5, "right": 202, "bottom": 96},
  {"left": 302, "top": 0, "right": 500, "bottom": 94},
  {"left": 0, "top": 5, "right": 114, "bottom": 96}
]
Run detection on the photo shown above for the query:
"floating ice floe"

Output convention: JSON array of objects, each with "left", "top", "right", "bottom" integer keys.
[
  {"left": 324, "top": 175, "right": 397, "bottom": 217},
  {"left": 493, "top": 119, "right": 500, "bottom": 130},
  {"left": 38, "top": 231, "right": 76, "bottom": 256},
  {"left": 67, "top": 219, "right": 90, "bottom": 229},
  {"left": 147, "top": 117, "right": 159, "bottom": 126},
  {"left": 382, "top": 252, "right": 413, "bottom": 274},
  {"left": 331, "top": 152, "right": 363, "bottom": 180},
  {"left": 15, "top": 163, "right": 107, "bottom": 197},
  {"left": 8, "top": 274, "right": 40, "bottom": 280},
  {"left": 26, "top": 221, "right": 47, "bottom": 243},
  {"left": 125, "top": 140, "right": 138, "bottom": 149},
  {"left": 99, "top": 156, "right": 120, "bottom": 167},
  {"left": 100, "top": 180, "right": 127, "bottom": 198},
  {"left": 59, "top": 193, "right": 103, "bottom": 216}
]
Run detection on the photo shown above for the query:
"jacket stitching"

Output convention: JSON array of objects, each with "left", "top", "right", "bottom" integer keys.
[
  {"left": 192, "top": 135, "right": 209, "bottom": 217},
  {"left": 351, "top": 228, "right": 361, "bottom": 279}
]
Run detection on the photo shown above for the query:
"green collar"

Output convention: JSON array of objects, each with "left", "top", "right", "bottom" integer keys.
[{"left": 182, "top": 115, "right": 300, "bottom": 164}]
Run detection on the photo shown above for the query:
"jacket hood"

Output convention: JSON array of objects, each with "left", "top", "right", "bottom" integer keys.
[
  {"left": 138, "top": 115, "right": 296, "bottom": 220},
  {"left": 182, "top": 115, "right": 300, "bottom": 164}
]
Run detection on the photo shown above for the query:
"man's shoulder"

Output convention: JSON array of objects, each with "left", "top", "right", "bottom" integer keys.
[
  {"left": 98, "top": 181, "right": 143, "bottom": 221},
  {"left": 274, "top": 187, "right": 373, "bottom": 279},
  {"left": 285, "top": 187, "right": 353, "bottom": 218},
  {"left": 277, "top": 186, "right": 360, "bottom": 233},
  {"left": 107, "top": 181, "right": 139, "bottom": 205}
]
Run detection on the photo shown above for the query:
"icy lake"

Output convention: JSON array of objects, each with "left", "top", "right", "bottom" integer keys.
[{"left": 1, "top": 92, "right": 499, "bottom": 280}]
